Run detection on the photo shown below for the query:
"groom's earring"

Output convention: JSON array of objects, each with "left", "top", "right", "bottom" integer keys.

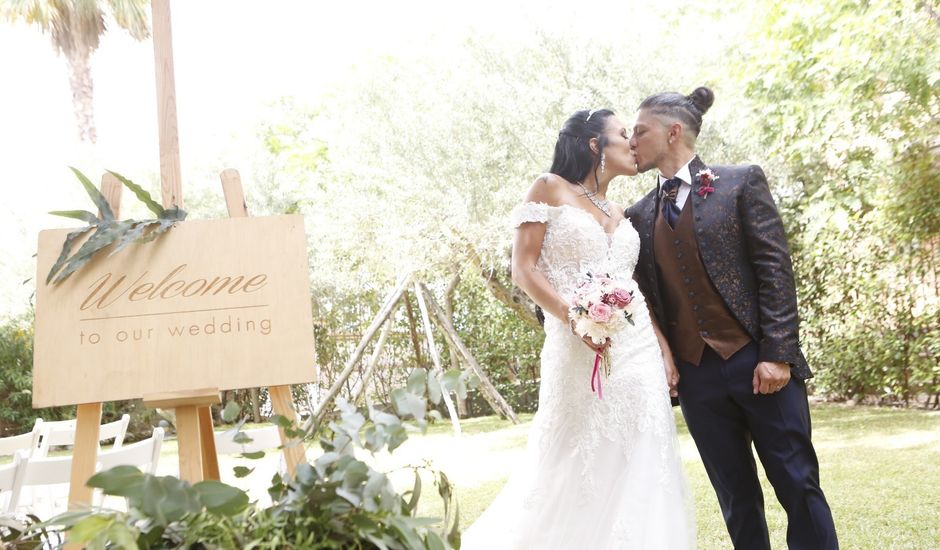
[{"left": 600, "top": 153, "right": 606, "bottom": 174}]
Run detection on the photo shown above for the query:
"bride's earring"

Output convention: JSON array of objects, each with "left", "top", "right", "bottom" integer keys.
[{"left": 600, "top": 153, "right": 606, "bottom": 174}]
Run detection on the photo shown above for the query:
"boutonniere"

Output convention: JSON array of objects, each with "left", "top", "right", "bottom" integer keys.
[{"left": 695, "top": 168, "right": 719, "bottom": 199}]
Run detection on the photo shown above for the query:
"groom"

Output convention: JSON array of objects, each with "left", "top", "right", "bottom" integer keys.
[{"left": 626, "top": 88, "right": 838, "bottom": 550}]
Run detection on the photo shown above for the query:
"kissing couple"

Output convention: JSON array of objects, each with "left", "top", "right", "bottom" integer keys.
[{"left": 463, "top": 87, "right": 839, "bottom": 549}]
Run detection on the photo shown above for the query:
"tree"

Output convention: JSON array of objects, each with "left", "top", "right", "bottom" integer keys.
[
  {"left": 229, "top": 14, "right": 766, "bottom": 405},
  {"left": 740, "top": 0, "right": 940, "bottom": 405},
  {"left": 0, "top": 0, "right": 150, "bottom": 143}
]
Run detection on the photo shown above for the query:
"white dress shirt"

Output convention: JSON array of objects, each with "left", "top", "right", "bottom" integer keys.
[{"left": 658, "top": 157, "right": 696, "bottom": 209}]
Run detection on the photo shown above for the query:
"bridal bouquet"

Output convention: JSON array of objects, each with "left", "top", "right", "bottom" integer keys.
[{"left": 569, "top": 272, "right": 636, "bottom": 399}]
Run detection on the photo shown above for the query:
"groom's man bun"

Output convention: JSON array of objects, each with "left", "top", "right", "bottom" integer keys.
[
  {"left": 688, "top": 86, "right": 714, "bottom": 115},
  {"left": 639, "top": 86, "right": 714, "bottom": 143}
]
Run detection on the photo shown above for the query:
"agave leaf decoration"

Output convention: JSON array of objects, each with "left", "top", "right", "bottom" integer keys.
[{"left": 46, "top": 168, "right": 188, "bottom": 285}]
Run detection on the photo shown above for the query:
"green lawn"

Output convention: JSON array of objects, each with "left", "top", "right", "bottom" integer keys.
[
  {"left": 5, "top": 404, "right": 937, "bottom": 548},
  {"left": 412, "top": 403, "right": 940, "bottom": 549}
]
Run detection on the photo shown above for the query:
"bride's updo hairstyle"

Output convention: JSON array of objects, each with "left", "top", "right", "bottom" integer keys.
[
  {"left": 638, "top": 86, "right": 714, "bottom": 144},
  {"left": 550, "top": 108, "right": 615, "bottom": 184}
]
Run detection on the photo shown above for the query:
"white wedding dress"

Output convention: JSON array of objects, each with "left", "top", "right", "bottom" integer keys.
[{"left": 462, "top": 202, "right": 695, "bottom": 549}]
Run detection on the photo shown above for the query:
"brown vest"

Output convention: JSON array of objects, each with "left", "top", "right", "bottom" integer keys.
[{"left": 654, "top": 197, "right": 751, "bottom": 365}]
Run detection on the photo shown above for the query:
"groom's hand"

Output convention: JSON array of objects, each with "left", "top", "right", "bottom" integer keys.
[{"left": 752, "top": 361, "right": 791, "bottom": 395}]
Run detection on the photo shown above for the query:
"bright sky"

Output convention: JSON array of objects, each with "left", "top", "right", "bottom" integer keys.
[{"left": 0, "top": 0, "right": 704, "bottom": 315}]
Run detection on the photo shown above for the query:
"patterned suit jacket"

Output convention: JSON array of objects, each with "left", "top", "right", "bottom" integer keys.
[{"left": 625, "top": 155, "right": 812, "bottom": 380}]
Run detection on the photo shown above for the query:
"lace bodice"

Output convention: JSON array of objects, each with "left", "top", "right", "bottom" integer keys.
[{"left": 510, "top": 202, "right": 640, "bottom": 301}]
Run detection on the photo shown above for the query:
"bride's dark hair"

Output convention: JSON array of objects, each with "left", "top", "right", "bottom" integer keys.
[
  {"left": 535, "top": 109, "right": 614, "bottom": 326},
  {"left": 638, "top": 86, "right": 714, "bottom": 141},
  {"left": 550, "top": 108, "right": 615, "bottom": 184}
]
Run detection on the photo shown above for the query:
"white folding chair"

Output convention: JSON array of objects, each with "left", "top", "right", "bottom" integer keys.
[
  {"left": 95, "top": 428, "right": 164, "bottom": 510},
  {"left": 0, "top": 451, "right": 28, "bottom": 513},
  {"left": 5, "top": 450, "right": 73, "bottom": 517},
  {"left": 0, "top": 419, "right": 44, "bottom": 458},
  {"left": 10, "top": 427, "right": 165, "bottom": 517},
  {"left": 98, "top": 414, "right": 131, "bottom": 450},
  {"left": 37, "top": 414, "right": 130, "bottom": 457},
  {"left": 97, "top": 427, "right": 164, "bottom": 475}
]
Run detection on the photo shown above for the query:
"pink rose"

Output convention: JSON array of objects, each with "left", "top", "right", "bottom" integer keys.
[
  {"left": 589, "top": 302, "right": 613, "bottom": 323},
  {"left": 607, "top": 288, "right": 633, "bottom": 308}
]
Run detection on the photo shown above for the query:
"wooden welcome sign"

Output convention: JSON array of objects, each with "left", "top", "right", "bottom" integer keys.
[{"left": 33, "top": 215, "right": 316, "bottom": 407}]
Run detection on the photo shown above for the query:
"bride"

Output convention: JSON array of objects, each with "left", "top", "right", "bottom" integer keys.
[{"left": 462, "top": 109, "right": 694, "bottom": 548}]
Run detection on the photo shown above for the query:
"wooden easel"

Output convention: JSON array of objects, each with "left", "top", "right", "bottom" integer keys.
[{"left": 65, "top": 0, "right": 306, "bottom": 533}]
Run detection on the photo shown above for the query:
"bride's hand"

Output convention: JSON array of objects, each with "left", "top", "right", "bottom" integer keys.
[
  {"left": 569, "top": 319, "right": 610, "bottom": 354},
  {"left": 581, "top": 334, "right": 610, "bottom": 355}
]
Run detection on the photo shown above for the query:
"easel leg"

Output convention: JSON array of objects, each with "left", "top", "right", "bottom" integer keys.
[
  {"left": 175, "top": 405, "right": 203, "bottom": 483},
  {"left": 68, "top": 403, "right": 102, "bottom": 507},
  {"left": 197, "top": 406, "right": 220, "bottom": 481},
  {"left": 269, "top": 385, "right": 306, "bottom": 477}
]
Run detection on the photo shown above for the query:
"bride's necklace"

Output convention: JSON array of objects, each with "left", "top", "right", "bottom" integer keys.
[{"left": 577, "top": 181, "right": 611, "bottom": 217}]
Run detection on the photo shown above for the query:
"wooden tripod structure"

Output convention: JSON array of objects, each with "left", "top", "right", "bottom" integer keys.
[{"left": 308, "top": 276, "right": 520, "bottom": 434}]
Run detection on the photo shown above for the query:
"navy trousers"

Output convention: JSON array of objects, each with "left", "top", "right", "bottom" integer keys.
[{"left": 677, "top": 341, "right": 838, "bottom": 550}]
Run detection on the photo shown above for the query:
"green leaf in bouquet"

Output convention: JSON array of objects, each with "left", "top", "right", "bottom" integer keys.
[
  {"left": 233, "top": 466, "right": 254, "bottom": 478},
  {"left": 241, "top": 450, "right": 265, "bottom": 460}
]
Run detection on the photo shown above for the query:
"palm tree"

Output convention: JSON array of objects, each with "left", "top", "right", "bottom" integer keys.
[{"left": 1, "top": 0, "right": 150, "bottom": 144}]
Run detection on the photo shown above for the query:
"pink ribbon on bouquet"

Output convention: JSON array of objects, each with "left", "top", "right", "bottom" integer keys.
[{"left": 591, "top": 353, "right": 603, "bottom": 399}]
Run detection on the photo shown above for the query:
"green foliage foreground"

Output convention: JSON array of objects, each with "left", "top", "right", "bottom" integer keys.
[{"left": 1, "top": 371, "right": 460, "bottom": 549}]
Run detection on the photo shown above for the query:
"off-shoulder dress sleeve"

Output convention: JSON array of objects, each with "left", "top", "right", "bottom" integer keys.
[{"left": 510, "top": 202, "right": 551, "bottom": 228}]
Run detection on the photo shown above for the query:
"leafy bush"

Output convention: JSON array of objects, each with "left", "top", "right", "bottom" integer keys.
[
  {"left": 0, "top": 312, "right": 76, "bottom": 436},
  {"left": 2, "top": 371, "right": 460, "bottom": 549}
]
